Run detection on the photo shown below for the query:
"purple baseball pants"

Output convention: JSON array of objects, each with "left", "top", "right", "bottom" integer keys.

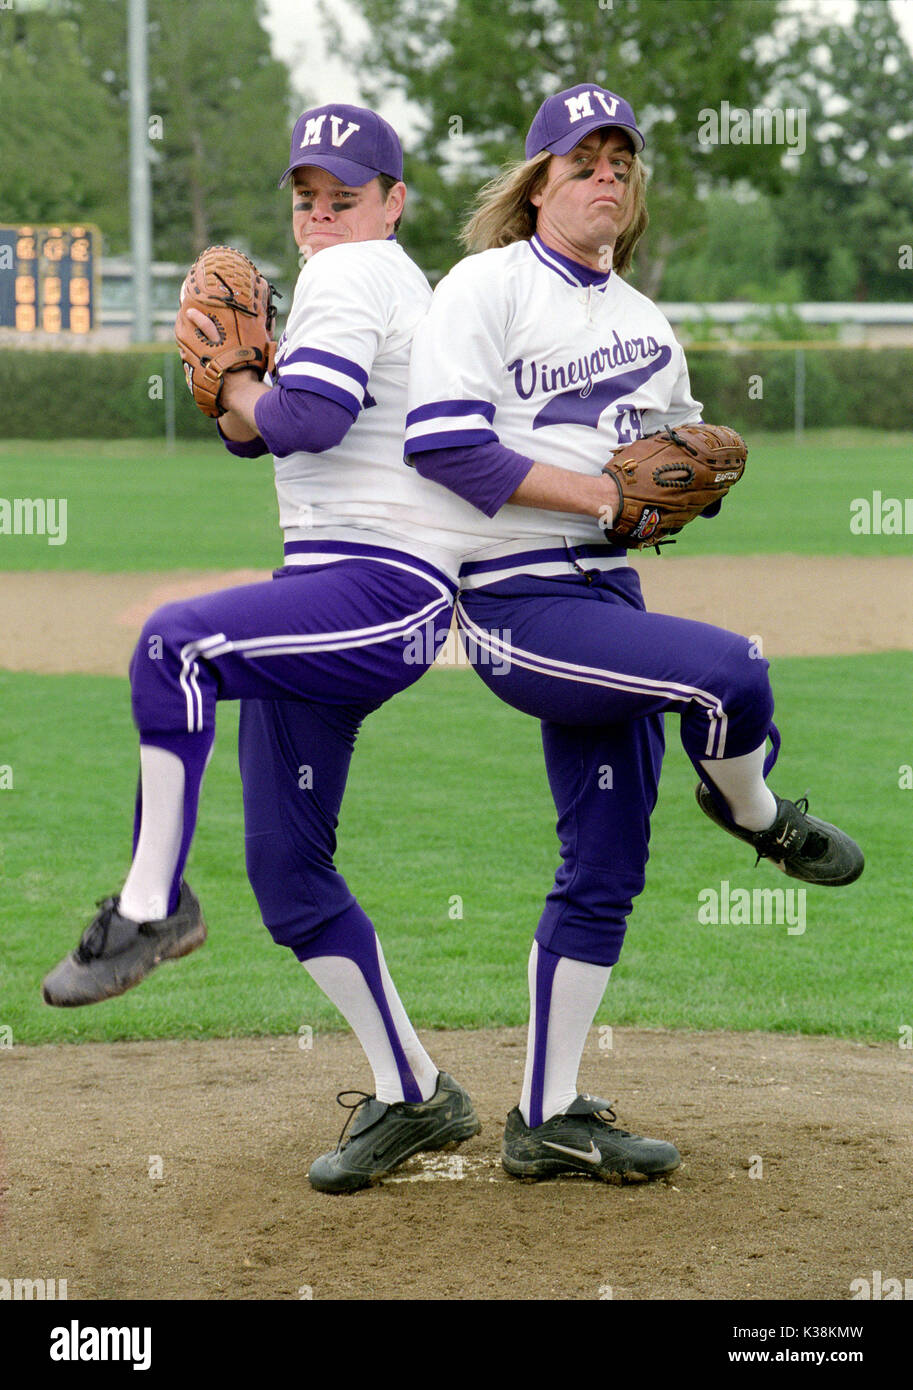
[
  {"left": 128, "top": 544, "right": 455, "bottom": 933},
  {"left": 456, "top": 562, "right": 776, "bottom": 966}
]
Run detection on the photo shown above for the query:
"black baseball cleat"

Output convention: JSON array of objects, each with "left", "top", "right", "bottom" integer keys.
[
  {"left": 41, "top": 881, "right": 206, "bottom": 1007},
  {"left": 695, "top": 783, "right": 864, "bottom": 886},
  {"left": 308, "top": 1071, "right": 481, "bottom": 1194},
  {"left": 501, "top": 1096, "right": 681, "bottom": 1182}
]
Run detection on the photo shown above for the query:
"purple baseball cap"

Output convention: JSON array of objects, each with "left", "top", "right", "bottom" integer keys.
[
  {"left": 525, "top": 83, "right": 645, "bottom": 159},
  {"left": 278, "top": 104, "right": 404, "bottom": 188}
]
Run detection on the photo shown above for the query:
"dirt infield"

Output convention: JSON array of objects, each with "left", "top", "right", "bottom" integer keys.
[
  {"left": 2, "top": 558, "right": 910, "bottom": 1303},
  {"left": 0, "top": 556, "right": 910, "bottom": 675},
  {"left": 3, "top": 1027, "right": 911, "bottom": 1301}
]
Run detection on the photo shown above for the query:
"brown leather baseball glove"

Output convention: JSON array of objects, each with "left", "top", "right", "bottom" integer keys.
[
  {"left": 600, "top": 424, "right": 747, "bottom": 550},
  {"left": 174, "top": 245, "right": 278, "bottom": 418}
]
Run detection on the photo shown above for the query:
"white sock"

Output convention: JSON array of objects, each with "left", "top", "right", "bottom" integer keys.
[
  {"left": 520, "top": 943, "right": 612, "bottom": 1126},
  {"left": 303, "top": 945, "right": 438, "bottom": 1105},
  {"left": 118, "top": 745, "right": 185, "bottom": 922},
  {"left": 700, "top": 742, "right": 778, "bottom": 832}
]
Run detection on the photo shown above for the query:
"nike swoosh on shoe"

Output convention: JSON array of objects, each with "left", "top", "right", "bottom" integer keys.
[{"left": 542, "top": 1140, "right": 602, "bottom": 1164}]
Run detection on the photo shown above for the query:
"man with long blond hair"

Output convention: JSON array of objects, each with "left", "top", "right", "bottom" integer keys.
[{"left": 405, "top": 84, "right": 862, "bottom": 1183}]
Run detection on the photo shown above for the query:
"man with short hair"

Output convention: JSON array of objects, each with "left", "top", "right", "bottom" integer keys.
[{"left": 43, "top": 104, "right": 482, "bottom": 1194}]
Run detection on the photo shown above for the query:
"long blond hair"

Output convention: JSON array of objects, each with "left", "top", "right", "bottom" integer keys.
[{"left": 460, "top": 149, "right": 648, "bottom": 275}]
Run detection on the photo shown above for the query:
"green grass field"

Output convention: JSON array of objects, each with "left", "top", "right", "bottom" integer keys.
[
  {"left": 1, "top": 654, "right": 909, "bottom": 1046},
  {"left": 0, "top": 429, "right": 911, "bottom": 570},
  {"left": 1, "top": 431, "right": 910, "bottom": 1047}
]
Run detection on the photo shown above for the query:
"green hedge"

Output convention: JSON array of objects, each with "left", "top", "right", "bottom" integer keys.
[
  {"left": 0, "top": 347, "right": 212, "bottom": 440},
  {"left": 687, "top": 348, "right": 913, "bottom": 434},
  {"left": 1, "top": 345, "right": 911, "bottom": 438}
]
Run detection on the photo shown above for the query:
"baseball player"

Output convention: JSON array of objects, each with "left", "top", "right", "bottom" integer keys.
[
  {"left": 42, "top": 104, "right": 484, "bottom": 1193},
  {"left": 405, "top": 83, "right": 864, "bottom": 1182}
]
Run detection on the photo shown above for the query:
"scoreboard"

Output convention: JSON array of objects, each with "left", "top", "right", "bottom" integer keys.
[{"left": 0, "top": 224, "right": 99, "bottom": 333}]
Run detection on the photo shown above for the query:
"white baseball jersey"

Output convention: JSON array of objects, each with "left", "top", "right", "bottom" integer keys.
[
  {"left": 272, "top": 237, "right": 482, "bottom": 581},
  {"left": 405, "top": 235, "right": 703, "bottom": 579}
]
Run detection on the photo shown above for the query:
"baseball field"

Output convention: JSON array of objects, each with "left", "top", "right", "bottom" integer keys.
[{"left": 1, "top": 428, "right": 911, "bottom": 1302}]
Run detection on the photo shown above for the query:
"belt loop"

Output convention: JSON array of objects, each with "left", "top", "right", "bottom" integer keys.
[{"left": 564, "top": 536, "right": 598, "bottom": 584}]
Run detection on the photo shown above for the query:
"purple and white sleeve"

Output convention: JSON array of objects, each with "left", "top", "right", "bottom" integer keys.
[
  {"left": 408, "top": 439, "right": 534, "bottom": 517},
  {"left": 403, "top": 259, "right": 537, "bottom": 514},
  {"left": 217, "top": 387, "right": 355, "bottom": 459}
]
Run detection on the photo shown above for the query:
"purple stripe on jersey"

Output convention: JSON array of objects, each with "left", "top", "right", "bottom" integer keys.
[
  {"left": 282, "top": 538, "right": 458, "bottom": 596},
  {"left": 461, "top": 542, "right": 625, "bottom": 577},
  {"left": 253, "top": 387, "right": 354, "bottom": 458},
  {"left": 277, "top": 346, "right": 370, "bottom": 389},
  {"left": 218, "top": 423, "right": 270, "bottom": 458},
  {"left": 528, "top": 241, "right": 577, "bottom": 287},
  {"left": 409, "top": 440, "right": 534, "bottom": 518},
  {"left": 529, "top": 942, "right": 562, "bottom": 1129},
  {"left": 405, "top": 427, "right": 497, "bottom": 453},
  {"left": 406, "top": 399, "right": 497, "bottom": 426},
  {"left": 529, "top": 235, "right": 612, "bottom": 289},
  {"left": 273, "top": 372, "right": 362, "bottom": 417}
]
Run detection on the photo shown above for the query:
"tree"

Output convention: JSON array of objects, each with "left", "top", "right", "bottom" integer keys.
[
  {"left": 327, "top": 0, "right": 792, "bottom": 290},
  {"left": 0, "top": 9, "right": 129, "bottom": 248},
  {"left": 74, "top": 0, "right": 299, "bottom": 268},
  {"left": 770, "top": 0, "right": 913, "bottom": 300},
  {"left": 658, "top": 189, "right": 804, "bottom": 304},
  {"left": 1, "top": 0, "right": 302, "bottom": 277}
]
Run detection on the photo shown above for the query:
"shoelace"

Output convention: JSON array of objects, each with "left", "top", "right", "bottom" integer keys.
[
  {"left": 74, "top": 898, "right": 120, "bottom": 962},
  {"left": 592, "top": 1105, "right": 633, "bottom": 1138},
  {"left": 754, "top": 791, "right": 827, "bottom": 866},
  {"left": 332, "top": 1089, "right": 376, "bottom": 1151}
]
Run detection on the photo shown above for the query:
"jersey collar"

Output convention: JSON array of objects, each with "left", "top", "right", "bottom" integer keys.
[{"left": 529, "top": 234, "right": 612, "bottom": 289}]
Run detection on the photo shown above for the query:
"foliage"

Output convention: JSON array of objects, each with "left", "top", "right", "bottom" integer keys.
[
  {"left": 0, "top": 347, "right": 211, "bottom": 439},
  {"left": 330, "top": 0, "right": 789, "bottom": 290},
  {"left": 1, "top": 0, "right": 301, "bottom": 278},
  {"left": 331, "top": 0, "right": 913, "bottom": 302},
  {"left": 3, "top": 342, "right": 910, "bottom": 442},
  {"left": 686, "top": 347, "right": 913, "bottom": 436},
  {"left": 764, "top": 0, "right": 913, "bottom": 301},
  {"left": 659, "top": 191, "right": 794, "bottom": 303},
  {"left": 0, "top": 8, "right": 129, "bottom": 247},
  {"left": 4, "top": 0, "right": 913, "bottom": 305}
]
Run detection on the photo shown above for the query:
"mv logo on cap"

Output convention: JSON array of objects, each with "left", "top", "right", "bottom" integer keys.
[
  {"left": 279, "top": 103, "right": 404, "bottom": 187},
  {"left": 298, "top": 113, "right": 361, "bottom": 150},
  {"left": 565, "top": 90, "right": 620, "bottom": 124},
  {"left": 525, "top": 83, "right": 645, "bottom": 158}
]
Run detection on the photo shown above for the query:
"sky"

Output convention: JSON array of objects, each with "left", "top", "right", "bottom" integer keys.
[
  {"left": 260, "top": 0, "right": 913, "bottom": 140},
  {"left": 261, "top": 0, "right": 414, "bottom": 128}
]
